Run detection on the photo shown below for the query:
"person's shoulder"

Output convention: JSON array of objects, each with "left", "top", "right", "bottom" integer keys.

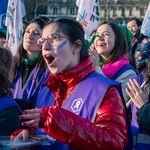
[
  {"left": 137, "top": 36, "right": 150, "bottom": 49},
  {"left": 0, "top": 95, "right": 21, "bottom": 113},
  {"left": 141, "top": 36, "right": 150, "bottom": 43},
  {"left": 86, "top": 72, "right": 119, "bottom": 86}
]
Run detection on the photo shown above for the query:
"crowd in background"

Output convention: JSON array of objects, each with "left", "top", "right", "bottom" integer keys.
[{"left": 0, "top": 15, "right": 150, "bottom": 150}]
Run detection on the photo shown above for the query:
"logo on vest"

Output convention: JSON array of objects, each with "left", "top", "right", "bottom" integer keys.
[{"left": 71, "top": 98, "right": 83, "bottom": 112}]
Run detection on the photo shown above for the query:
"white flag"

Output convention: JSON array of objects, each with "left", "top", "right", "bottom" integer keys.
[
  {"left": 76, "top": 0, "right": 100, "bottom": 39},
  {"left": 5, "top": 0, "right": 25, "bottom": 56},
  {"left": 141, "top": 2, "right": 150, "bottom": 37}
]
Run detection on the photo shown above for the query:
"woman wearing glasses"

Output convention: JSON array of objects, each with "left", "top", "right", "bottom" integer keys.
[
  {"left": 9, "top": 18, "right": 50, "bottom": 111},
  {"left": 11, "top": 18, "right": 132, "bottom": 150}
]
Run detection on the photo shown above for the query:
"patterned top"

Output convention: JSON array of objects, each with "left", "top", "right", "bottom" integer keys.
[{"left": 131, "top": 35, "right": 150, "bottom": 72}]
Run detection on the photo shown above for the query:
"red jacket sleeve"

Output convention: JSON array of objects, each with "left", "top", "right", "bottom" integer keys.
[{"left": 39, "top": 86, "right": 128, "bottom": 150}]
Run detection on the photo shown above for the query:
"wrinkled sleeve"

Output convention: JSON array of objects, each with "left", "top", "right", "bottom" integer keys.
[{"left": 39, "top": 86, "right": 128, "bottom": 150}]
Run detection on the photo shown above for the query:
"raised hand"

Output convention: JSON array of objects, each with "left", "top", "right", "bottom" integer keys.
[
  {"left": 89, "top": 46, "right": 99, "bottom": 67},
  {"left": 126, "top": 79, "right": 149, "bottom": 109}
]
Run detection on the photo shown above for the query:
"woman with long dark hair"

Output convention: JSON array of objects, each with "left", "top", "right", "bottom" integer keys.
[
  {"left": 90, "top": 21, "right": 137, "bottom": 95},
  {"left": 9, "top": 18, "right": 50, "bottom": 111}
]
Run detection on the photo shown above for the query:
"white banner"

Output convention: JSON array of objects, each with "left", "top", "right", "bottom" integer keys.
[
  {"left": 141, "top": 2, "right": 150, "bottom": 37},
  {"left": 5, "top": 0, "right": 25, "bottom": 56},
  {"left": 76, "top": 0, "right": 100, "bottom": 39}
]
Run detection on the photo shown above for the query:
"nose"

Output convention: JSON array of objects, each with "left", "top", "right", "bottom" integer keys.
[
  {"left": 97, "top": 35, "right": 104, "bottom": 41},
  {"left": 42, "top": 40, "right": 52, "bottom": 51},
  {"left": 28, "top": 32, "right": 34, "bottom": 39}
]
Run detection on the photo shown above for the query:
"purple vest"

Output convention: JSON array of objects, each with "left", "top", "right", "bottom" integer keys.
[
  {"left": 11, "top": 67, "right": 50, "bottom": 103},
  {"left": 35, "top": 73, "right": 132, "bottom": 150},
  {"left": 62, "top": 73, "right": 116, "bottom": 122},
  {"left": 0, "top": 95, "right": 22, "bottom": 114}
]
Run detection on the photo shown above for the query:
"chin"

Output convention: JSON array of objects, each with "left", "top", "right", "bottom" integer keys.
[{"left": 49, "top": 67, "right": 59, "bottom": 74}]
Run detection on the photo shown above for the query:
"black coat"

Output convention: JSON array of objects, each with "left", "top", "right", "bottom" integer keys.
[{"left": 0, "top": 106, "right": 22, "bottom": 136}]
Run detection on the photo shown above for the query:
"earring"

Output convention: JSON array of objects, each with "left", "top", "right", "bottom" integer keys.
[{"left": 73, "top": 51, "right": 76, "bottom": 56}]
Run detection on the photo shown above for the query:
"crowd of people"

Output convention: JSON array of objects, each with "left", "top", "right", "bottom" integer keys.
[{"left": 0, "top": 15, "right": 150, "bottom": 150}]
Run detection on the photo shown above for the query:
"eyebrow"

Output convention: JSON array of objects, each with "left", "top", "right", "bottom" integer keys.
[
  {"left": 26, "top": 28, "right": 40, "bottom": 32},
  {"left": 97, "top": 31, "right": 110, "bottom": 34}
]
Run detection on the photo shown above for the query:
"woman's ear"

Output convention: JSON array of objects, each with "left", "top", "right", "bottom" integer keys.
[{"left": 74, "top": 39, "right": 82, "bottom": 53}]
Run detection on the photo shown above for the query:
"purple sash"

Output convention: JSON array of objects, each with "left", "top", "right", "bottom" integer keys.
[{"left": 62, "top": 73, "right": 116, "bottom": 122}]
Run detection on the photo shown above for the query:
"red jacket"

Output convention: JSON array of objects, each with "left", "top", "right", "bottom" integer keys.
[
  {"left": 39, "top": 56, "right": 128, "bottom": 150},
  {"left": 12, "top": 56, "right": 128, "bottom": 150}
]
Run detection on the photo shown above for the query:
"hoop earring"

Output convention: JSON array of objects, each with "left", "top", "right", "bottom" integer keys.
[{"left": 73, "top": 51, "right": 76, "bottom": 56}]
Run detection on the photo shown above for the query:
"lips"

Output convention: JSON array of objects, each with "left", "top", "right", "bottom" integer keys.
[
  {"left": 97, "top": 43, "right": 106, "bottom": 47},
  {"left": 44, "top": 54, "right": 55, "bottom": 65},
  {"left": 26, "top": 40, "right": 33, "bottom": 44}
]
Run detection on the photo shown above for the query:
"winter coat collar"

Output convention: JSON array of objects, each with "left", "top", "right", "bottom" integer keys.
[{"left": 44, "top": 56, "right": 96, "bottom": 106}]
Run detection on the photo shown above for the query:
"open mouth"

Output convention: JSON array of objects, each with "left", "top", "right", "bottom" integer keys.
[
  {"left": 44, "top": 54, "right": 55, "bottom": 65},
  {"left": 99, "top": 43, "right": 106, "bottom": 46}
]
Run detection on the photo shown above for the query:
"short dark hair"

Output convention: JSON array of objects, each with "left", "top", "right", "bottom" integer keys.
[
  {"left": 42, "top": 17, "right": 88, "bottom": 62},
  {"left": 96, "top": 21, "right": 128, "bottom": 65},
  {"left": 127, "top": 17, "right": 142, "bottom": 27}
]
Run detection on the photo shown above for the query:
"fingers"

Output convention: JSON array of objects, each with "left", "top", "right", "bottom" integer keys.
[
  {"left": 126, "top": 79, "right": 139, "bottom": 100},
  {"left": 20, "top": 113, "right": 40, "bottom": 120},
  {"left": 23, "top": 108, "right": 41, "bottom": 114},
  {"left": 127, "top": 79, "right": 141, "bottom": 94},
  {"left": 89, "top": 46, "right": 99, "bottom": 67},
  {"left": 19, "top": 108, "right": 41, "bottom": 119},
  {"left": 19, "top": 108, "right": 41, "bottom": 127},
  {"left": 129, "top": 79, "right": 138, "bottom": 92},
  {"left": 127, "top": 80, "right": 135, "bottom": 94},
  {"left": 133, "top": 79, "right": 141, "bottom": 90},
  {"left": 10, "top": 135, "right": 16, "bottom": 141},
  {"left": 22, "top": 118, "right": 39, "bottom": 127},
  {"left": 13, "top": 130, "right": 29, "bottom": 142},
  {"left": 29, "top": 135, "right": 47, "bottom": 141},
  {"left": 126, "top": 88, "right": 133, "bottom": 99}
]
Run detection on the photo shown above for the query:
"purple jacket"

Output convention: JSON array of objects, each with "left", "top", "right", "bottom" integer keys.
[{"left": 11, "top": 66, "right": 50, "bottom": 103}]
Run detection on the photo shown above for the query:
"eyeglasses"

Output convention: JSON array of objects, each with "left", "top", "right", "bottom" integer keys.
[{"left": 37, "top": 34, "right": 72, "bottom": 49}]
